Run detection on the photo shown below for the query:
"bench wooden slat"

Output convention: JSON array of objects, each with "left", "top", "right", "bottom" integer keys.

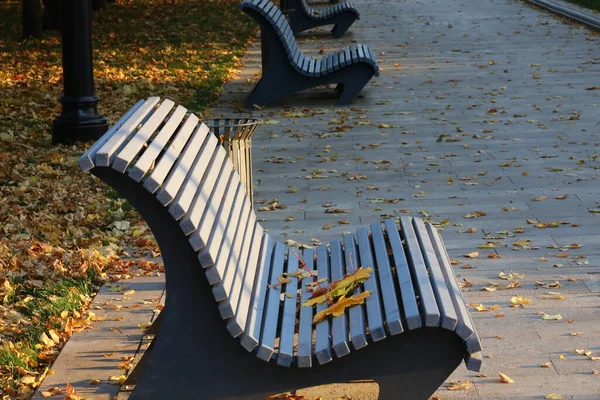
[
  {"left": 78, "top": 100, "right": 145, "bottom": 172},
  {"left": 344, "top": 46, "right": 351, "bottom": 66},
  {"left": 413, "top": 218, "right": 458, "bottom": 330},
  {"left": 96, "top": 97, "right": 159, "bottom": 167},
  {"left": 384, "top": 218, "right": 422, "bottom": 330},
  {"left": 329, "top": 240, "right": 350, "bottom": 358},
  {"left": 355, "top": 228, "right": 386, "bottom": 341},
  {"left": 168, "top": 140, "right": 225, "bottom": 221},
  {"left": 129, "top": 105, "right": 187, "bottom": 182},
  {"left": 197, "top": 183, "right": 243, "bottom": 268},
  {"left": 314, "top": 59, "right": 321, "bottom": 78},
  {"left": 219, "top": 216, "right": 257, "bottom": 316},
  {"left": 142, "top": 113, "right": 199, "bottom": 194},
  {"left": 314, "top": 245, "right": 335, "bottom": 364},
  {"left": 226, "top": 224, "right": 264, "bottom": 337},
  {"left": 427, "top": 224, "right": 481, "bottom": 353},
  {"left": 155, "top": 124, "right": 211, "bottom": 206},
  {"left": 179, "top": 154, "right": 233, "bottom": 235},
  {"left": 212, "top": 202, "right": 252, "bottom": 302},
  {"left": 112, "top": 99, "right": 175, "bottom": 173},
  {"left": 240, "top": 233, "right": 274, "bottom": 351},
  {"left": 298, "top": 248, "right": 316, "bottom": 367},
  {"left": 202, "top": 190, "right": 247, "bottom": 283},
  {"left": 343, "top": 234, "right": 368, "bottom": 350},
  {"left": 465, "top": 352, "right": 483, "bottom": 372},
  {"left": 188, "top": 177, "right": 240, "bottom": 251},
  {"left": 277, "top": 250, "right": 299, "bottom": 367},
  {"left": 257, "top": 242, "right": 287, "bottom": 361},
  {"left": 370, "top": 222, "right": 403, "bottom": 335},
  {"left": 332, "top": 53, "right": 340, "bottom": 71},
  {"left": 399, "top": 217, "right": 440, "bottom": 327}
]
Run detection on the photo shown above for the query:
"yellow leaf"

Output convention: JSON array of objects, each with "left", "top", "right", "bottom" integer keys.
[
  {"left": 542, "top": 313, "right": 562, "bottom": 320},
  {"left": 312, "top": 291, "right": 371, "bottom": 324},
  {"left": 464, "top": 251, "right": 479, "bottom": 258},
  {"left": 303, "top": 267, "right": 372, "bottom": 307},
  {"left": 545, "top": 395, "right": 564, "bottom": 400},
  {"left": 108, "top": 375, "right": 127, "bottom": 385},
  {"left": 497, "top": 372, "right": 514, "bottom": 384},
  {"left": 540, "top": 362, "right": 551, "bottom": 368},
  {"left": 510, "top": 296, "right": 531, "bottom": 306},
  {"left": 444, "top": 380, "right": 473, "bottom": 391},
  {"left": 559, "top": 354, "right": 565, "bottom": 359}
]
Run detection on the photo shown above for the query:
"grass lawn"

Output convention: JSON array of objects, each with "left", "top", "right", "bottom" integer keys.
[
  {"left": 0, "top": 0, "right": 255, "bottom": 397},
  {"left": 564, "top": 0, "right": 600, "bottom": 11}
]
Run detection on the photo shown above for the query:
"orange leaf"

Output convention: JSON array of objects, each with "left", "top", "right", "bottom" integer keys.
[{"left": 312, "top": 291, "right": 371, "bottom": 324}]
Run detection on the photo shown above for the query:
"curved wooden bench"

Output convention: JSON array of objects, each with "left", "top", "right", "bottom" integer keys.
[
  {"left": 240, "top": 0, "right": 379, "bottom": 109},
  {"left": 79, "top": 98, "right": 482, "bottom": 400},
  {"left": 281, "top": 0, "right": 360, "bottom": 37}
]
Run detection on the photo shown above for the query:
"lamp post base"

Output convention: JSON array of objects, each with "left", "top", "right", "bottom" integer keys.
[{"left": 52, "top": 96, "right": 108, "bottom": 145}]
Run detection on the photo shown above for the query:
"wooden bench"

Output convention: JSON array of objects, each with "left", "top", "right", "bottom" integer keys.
[
  {"left": 280, "top": 0, "right": 360, "bottom": 37},
  {"left": 239, "top": 0, "right": 379, "bottom": 109},
  {"left": 79, "top": 98, "right": 482, "bottom": 400}
]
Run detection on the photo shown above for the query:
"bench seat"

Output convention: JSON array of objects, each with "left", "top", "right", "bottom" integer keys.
[
  {"left": 281, "top": 0, "right": 360, "bottom": 37},
  {"left": 79, "top": 98, "right": 482, "bottom": 400},
  {"left": 240, "top": 0, "right": 379, "bottom": 108}
]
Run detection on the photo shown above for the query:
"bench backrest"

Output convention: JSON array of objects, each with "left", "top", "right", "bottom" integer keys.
[
  {"left": 240, "top": 0, "right": 307, "bottom": 71},
  {"left": 79, "top": 97, "right": 267, "bottom": 339}
]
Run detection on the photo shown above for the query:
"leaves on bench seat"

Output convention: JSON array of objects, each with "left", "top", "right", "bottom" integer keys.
[{"left": 312, "top": 291, "right": 371, "bottom": 324}]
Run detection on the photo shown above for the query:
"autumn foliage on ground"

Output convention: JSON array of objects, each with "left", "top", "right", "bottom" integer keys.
[{"left": 0, "top": 0, "right": 255, "bottom": 397}]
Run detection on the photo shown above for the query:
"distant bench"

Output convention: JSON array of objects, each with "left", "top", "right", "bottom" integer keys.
[
  {"left": 79, "top": 97, "right": 482, "bottom": 400},
  {"left": 240, "top": 0, "right": 379, "bottom": 108},
  {"left": 280, "top": 0, "right": 360, "bottom": 37}
]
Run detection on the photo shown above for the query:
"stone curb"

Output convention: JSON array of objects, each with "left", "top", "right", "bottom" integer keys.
[{"left": 526, "top": 0, "right": 600, "bottom": 30}]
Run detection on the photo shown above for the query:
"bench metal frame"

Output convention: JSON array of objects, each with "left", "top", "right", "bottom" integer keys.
[
  {"left": 280, "top": 0, "right": 359, "bottom": 37},
  {"left": 79, "top": 98, "right": 482, "bottom": 400}
]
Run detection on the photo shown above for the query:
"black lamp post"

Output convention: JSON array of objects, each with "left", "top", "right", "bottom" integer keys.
[{"left": 52, "top": 0, "right": 107, "bottom": 145}]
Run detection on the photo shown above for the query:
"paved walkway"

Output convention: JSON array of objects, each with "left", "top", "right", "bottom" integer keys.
[
  {"left": 214, "top": 0, "right": 600, "bottom": 398},
  {"left": 34, "top": 0, "right": 599, "bottom": 399}
]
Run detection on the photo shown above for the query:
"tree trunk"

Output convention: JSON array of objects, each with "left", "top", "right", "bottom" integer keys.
[
  {"left": 22, "top": 0, "right": 43, "bottom": 38},
  {"left": 42, "top": 0, "right": 62, "bottom": 31}
]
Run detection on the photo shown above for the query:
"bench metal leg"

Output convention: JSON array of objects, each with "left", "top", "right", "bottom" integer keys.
[
  {"left": 331, "top": 16, "right": 355, "bottom": 38},
  {"left": 336, "top": 65, "right": 373, "bottom": 105}
]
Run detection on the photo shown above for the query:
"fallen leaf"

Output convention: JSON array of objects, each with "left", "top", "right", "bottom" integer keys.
[
  {"left": 497, "top": 372, "right": 514, "bottom": 384},
  {"left": 312, "top": 291, "right": 371, "bottom": 324},
  {"left": 464, "top": 252, "right": 479, "bottom": 258},
  {"left": 541, "top": 313, "right": 562, "bottom": 320}
]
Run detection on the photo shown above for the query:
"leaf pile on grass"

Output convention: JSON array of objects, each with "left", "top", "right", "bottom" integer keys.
[{"left": 0, "top": 0, "right": 256, "bottom": 396}]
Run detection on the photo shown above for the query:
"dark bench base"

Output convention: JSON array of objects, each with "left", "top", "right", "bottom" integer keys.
[
  {"left": 94, "top": 168, "right": 465, "bottom": 400},
  {"left": 281, "top": 0, "right": 359, "bottom": 38}
]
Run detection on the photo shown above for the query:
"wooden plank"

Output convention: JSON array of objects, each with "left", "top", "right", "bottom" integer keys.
[
  {"left": 343, "top": 233, "right": 368, "bottom": 350},
  {"left": 112, "top": 99, "right": 174, "bottom": 173},
  {"left": 95, "top": 97, "right": 159, "bottom": 167},
  {"left": 357, "top": 44, "right": 366, "bottom": 62},
  {"left": 200, "top": 186, "right": 245, "bottom": 279},
  {"left": 277, "top": 249, "right": 299, "bottom": 367},
  {"left": 370, "top": 222, "right": 402, "bottom": 335},
  {"left": 427, "top": 224, "right": 480, "bottom": 351},
  {"left": 338, "top": 51, "right": 346, "bottom": 68},
  {"left": 257, "top": 242, "right": 286, "bottom": 361},
  {"left": 329, "top": 240, "right": 350, "bottom": 357},
  {"left": 179, "top": 153, "right": 233, "bottom": 235},
  {"left": 168, "top": 139, "right": 224, "bottom": 221},
  {"left": 78, "top": 100, "right": 145, "bottom": 172},
  {"left": 355, "top": 228, "right": 386, "bottom": 341},
  {"left": 327, "top": 53, "right": 334, "bottom": 74},
  {"left": 297, "top": 248, "right": 316, "bottom": 367},
  {"left": 332, "top": 54, "right": 340, "bottom": 71},
  {"left": 465, "top": 352, "right": 483, "bottom": 372},
  {"left": 399, "top": 216, "right": 440, "bottom": 327},
  {"left": 226, "top": 224, "right": 264, "bottom": 338},
  {"left": 188, "top": 176, "right": 239, "bottom": 251},
  {"left": 308, "top": 59, "right": 315, "bottom": 77},
  {"left": 143, "top": 113, "right": 199, "bottom": 194},
  {"left": 129, "top": 105, "right": 187, "bottom": 182},
  {"left": 314, "top": 245, "right": 334, "bottom": 364},
  {"left": 155, "top": 123, "right": 210, "bottom": 206},
  {"left": 384, "top": 218, "right": 421, "bottom": 330},
  {"left": 239, "top": 233, "right": 274, "bottom": 350},
  {"left": 218, "top": 214, "right": 258, "bottom": 316},
  {"left": 314, "top": 59, "right": 321, "bottom": 78},
  {"left": 212, "top": 202, "right": 252, "bottom": 301},
  {"left": 413, "top": 218, "right": 458, "bottom": 330},
  {"left": 344, "top": 46, "right": 352, "bottom": 66}
]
